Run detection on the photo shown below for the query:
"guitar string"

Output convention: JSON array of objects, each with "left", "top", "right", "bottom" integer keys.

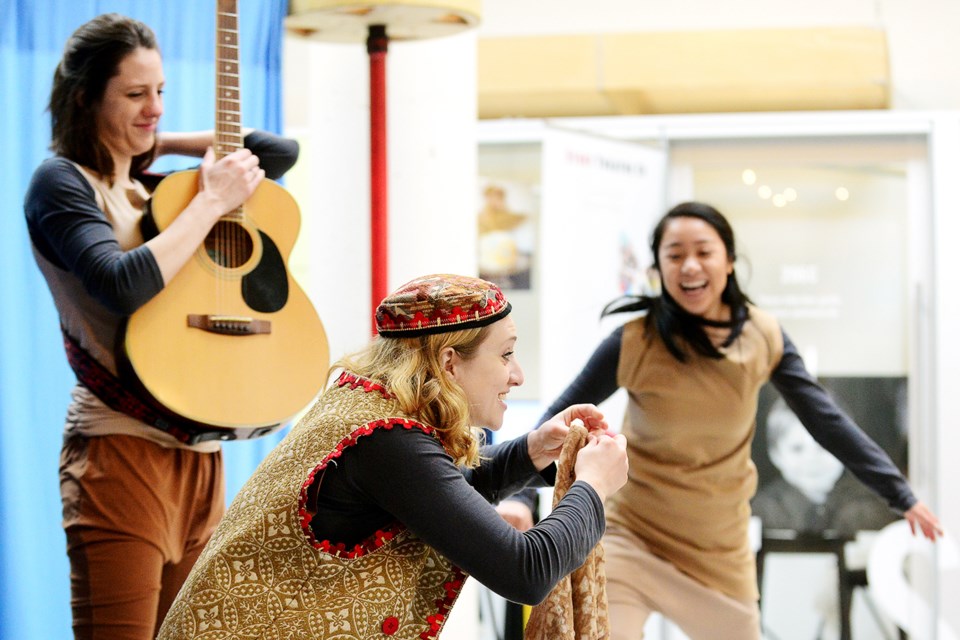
[{"left": 215, "top": 9, "right": 241, "bottom": 322}]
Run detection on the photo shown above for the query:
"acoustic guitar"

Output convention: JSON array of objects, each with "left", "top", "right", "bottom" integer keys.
[{"left": 122, "top": 0, "right": 329, "bottom": 432}]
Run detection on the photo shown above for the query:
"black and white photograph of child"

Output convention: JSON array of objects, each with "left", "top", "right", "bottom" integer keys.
[{"left": 751, "top": 378, "right": 906, "bottom": 537}]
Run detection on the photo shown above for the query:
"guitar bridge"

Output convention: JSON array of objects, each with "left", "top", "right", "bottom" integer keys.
[{"left": 187, "top": 314, "right": 271, "bottom": 335}]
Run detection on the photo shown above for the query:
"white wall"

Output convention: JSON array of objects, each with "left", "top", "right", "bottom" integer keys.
[{"left": 283, "top": 29, "right": 478, "bottom": 358}]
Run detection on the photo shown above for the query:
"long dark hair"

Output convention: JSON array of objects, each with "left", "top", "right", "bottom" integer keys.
[
  {"left": 49, "top": 13, "right": 159, "bottom": 182},
  {"left": 603, "top": 201, "right": 752, "bottom": 362}
]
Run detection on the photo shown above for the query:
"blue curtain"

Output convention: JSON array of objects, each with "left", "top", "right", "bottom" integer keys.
[{"left": 0, "top": 1, "right": 289, "bottom": 636}]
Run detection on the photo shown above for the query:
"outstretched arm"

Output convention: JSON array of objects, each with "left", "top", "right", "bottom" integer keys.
[
  {"left": 771, "top": 329, "right": 943, "bottom": 540},
  {"left": 327, "top": 427, "right": 608, "bottom": 604},
  {"left": 536, "top": 326, "right": 624, "bottom": 423}
]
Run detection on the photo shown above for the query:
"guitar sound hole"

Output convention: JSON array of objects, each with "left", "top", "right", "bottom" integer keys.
[{"left": 205, "top": 220, "right": 253, "bottom": 268}]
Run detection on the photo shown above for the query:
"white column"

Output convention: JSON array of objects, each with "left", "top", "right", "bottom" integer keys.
[{"left": 283, "top": 30, "right": 479, "bottom": 359}]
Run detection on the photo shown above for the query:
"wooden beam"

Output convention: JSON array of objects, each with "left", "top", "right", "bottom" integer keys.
[{"left": 478, "top": 28, "right": 889, "bottom": 118}]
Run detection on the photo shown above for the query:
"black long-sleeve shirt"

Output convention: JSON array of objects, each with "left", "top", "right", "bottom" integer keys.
[
  {"left": 24, "top": 131, "right": 298, "bottom": 316},
  {"left": 529, "top": 324, "right": 915, "bottom": 514},
  {"left": 308, "top": 425, "right": 605, "bottom": 605}
]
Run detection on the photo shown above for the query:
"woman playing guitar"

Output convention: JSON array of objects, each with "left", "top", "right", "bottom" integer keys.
[{"left": 24, "top": 13, "right": 301, "bottom": 639}]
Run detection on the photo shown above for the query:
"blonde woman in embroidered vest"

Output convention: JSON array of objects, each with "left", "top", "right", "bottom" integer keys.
[
  {"left": 24, "top": 13, "right": 299, "bottom": 640},
  {"left": 158, "top": 273, "right": 629, "bottom": 639},
  {"left": 501, "top": 201, "right": 942, "bottom": 639}
]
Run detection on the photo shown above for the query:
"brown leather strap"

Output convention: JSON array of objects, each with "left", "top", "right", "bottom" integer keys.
[{"left": 61, "top": 328, "right": 281, "bottom": 445}]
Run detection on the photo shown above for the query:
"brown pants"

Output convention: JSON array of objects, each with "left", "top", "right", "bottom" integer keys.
[
  {"left": 60, "top": 434, "right": 224, "bottom": 640},
  {"left": 604, "top": 523, "right": 761, "bottom": 640}
]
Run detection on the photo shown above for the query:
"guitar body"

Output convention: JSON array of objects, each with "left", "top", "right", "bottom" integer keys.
[{"left": 123, "top": 170, "right": 329, "bottom": 429}]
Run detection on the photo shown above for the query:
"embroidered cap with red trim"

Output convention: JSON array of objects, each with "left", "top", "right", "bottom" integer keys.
[{"left": 376, "top": 274, "right": 512, "bottom": 337}]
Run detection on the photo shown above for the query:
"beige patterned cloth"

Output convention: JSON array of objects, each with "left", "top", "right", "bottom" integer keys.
[{"left": 525, "top": 422, "right": 610, "bottom": 640}]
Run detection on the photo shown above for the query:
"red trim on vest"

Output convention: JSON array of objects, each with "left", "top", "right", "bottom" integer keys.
[
  {"left": 298, "top": 416, "right": 436, "bottom": 558},
  {"left": 420, "top": 567, "right": 467, "bottom": 640},
  {"left": 296, "top": 375, "right": 468, "bottom": 639},
  {"left": 336, "top": 371, "right": 393, "bottom": 399}
]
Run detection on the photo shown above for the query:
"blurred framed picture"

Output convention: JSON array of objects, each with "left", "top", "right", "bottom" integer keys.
[
  {"left": 751, "top": 377, "right": 907, "bottom": 537},
  {"left": 477, "top": 179, "right": 537, "bottom": 291}
]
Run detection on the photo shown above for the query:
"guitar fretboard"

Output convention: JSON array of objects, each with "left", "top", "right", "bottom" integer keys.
[{"left": 215, "top": 0, "right": 242, "bottom": 159}]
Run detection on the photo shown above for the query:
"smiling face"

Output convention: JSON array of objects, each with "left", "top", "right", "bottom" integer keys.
[
  {"left": 444, "top": 316, "right": 524, "bottom": 430},
  {"left": 656, "top": 216, "right": 734, "bottom": 321},
  {"left": 96, "top": 46, "right": 164, "bottom": 167}
]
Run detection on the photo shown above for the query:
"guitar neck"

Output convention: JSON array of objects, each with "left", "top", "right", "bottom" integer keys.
[{"left": 215, "top": 0, "right": 242, "bottom": 160}]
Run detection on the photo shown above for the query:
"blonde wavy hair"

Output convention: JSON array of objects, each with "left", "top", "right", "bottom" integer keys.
[{"left": 333, "top": 326, "right": 492, "bottom": 467}]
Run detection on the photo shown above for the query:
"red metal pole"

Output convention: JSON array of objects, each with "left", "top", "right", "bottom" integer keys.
[{"left": 367, "top": 25, "right": 389, "bottom": 336}]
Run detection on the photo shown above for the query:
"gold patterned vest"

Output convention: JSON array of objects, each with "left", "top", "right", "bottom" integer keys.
[{"left": 158, "top": 372, "right": 466, "bottom": 639}]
